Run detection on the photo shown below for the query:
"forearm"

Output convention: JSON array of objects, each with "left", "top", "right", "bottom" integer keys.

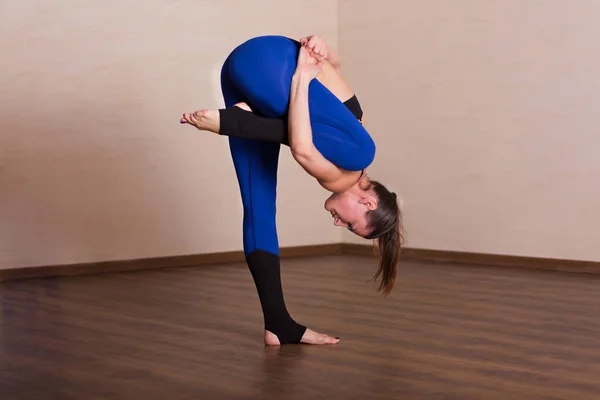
[
  {"left": 288, "top": 73, "right": 315, "bottom": 156},
  {"left": 326, "top": 45, "right": 341, "bottom": 70}
]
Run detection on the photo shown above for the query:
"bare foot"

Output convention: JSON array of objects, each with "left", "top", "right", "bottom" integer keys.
[
  {"left": 180, "top": 109, "right": 220, "bottom": 133},
  {"left": 264, "top": 329, "right": 340, "bottom": 346}
]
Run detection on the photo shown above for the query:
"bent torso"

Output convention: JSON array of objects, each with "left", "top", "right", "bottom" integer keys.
[
  {"left": 316, "top": 61, "right": 355, "bottom": 104},
  {"left": 315, "top": 60, "right": 365, "bottom": 192}
]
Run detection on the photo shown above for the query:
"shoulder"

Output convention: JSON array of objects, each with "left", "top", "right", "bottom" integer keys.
[{"left": 318, "top": 169, "right": 363, "bottom": 193}]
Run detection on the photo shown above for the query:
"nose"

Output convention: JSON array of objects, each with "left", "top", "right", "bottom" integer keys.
[{"left": 333, "top": 217, "right": 345, "bottom": 227}]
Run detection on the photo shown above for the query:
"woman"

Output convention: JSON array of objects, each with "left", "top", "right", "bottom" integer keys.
[{"left": 181, "top": 35, "right": 404, "bottom": 345}]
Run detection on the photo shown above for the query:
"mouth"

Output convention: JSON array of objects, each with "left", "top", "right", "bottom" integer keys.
[{"left": 330, "top": 211, "right": 341, "bottom": 225}]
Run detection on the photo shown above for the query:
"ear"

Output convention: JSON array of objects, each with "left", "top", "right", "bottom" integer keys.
[{"left": 359, "top": 195, "right": 378, "bottom": 211}]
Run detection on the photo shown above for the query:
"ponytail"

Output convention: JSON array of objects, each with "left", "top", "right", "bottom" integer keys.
[
  {"left": 364, "top": 181, "right": 405, "bottom": 295},
  {"left": 372, "top": 218, "right": 402, "bottom": 295}
]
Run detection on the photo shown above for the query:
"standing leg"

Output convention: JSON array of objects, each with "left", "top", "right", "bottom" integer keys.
[{"left": 221, "top": 52, "right": 306, "bottom": 344}]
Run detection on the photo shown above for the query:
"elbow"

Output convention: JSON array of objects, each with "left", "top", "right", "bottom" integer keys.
[{"left": 291, "top": 144, "right": 313, "bottom": 161}]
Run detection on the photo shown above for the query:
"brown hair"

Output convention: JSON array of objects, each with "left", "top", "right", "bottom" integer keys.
[{"left": 363, "top": 180, "right": 405, "bottom": 295}]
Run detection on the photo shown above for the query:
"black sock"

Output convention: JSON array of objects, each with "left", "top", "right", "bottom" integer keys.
[
  {"left": 218, "top": 107, "right": 289, "bottom": 145},
  {"left": 245, "top": 250, "right": 306, "bottom": 344}
]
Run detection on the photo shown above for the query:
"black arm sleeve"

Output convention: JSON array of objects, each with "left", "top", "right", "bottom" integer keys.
[{"left": 218, "top": 107, "right": 289, "bottom": 146}]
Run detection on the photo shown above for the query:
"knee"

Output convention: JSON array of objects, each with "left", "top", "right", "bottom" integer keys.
[
  {"left": 344, "top": 136, "right": 376, "bottom": 171},
  {"left": 361, "top": 136, "right": 376, "bottom": 168},
  {"left": 344, "top": 128, "right": 377, "bottom": 170},
  {"left": 351, "top": 125, "right": 376, "bottom": 170}
]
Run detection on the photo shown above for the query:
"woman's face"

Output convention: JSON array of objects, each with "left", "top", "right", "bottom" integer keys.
[{"left": 324, "top": 188, "right": 377, "bottom": 237}]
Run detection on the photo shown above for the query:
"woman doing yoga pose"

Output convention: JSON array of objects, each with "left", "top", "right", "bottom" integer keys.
[{"left": 181, "top": 35, "right": 404, "bottom": 345}]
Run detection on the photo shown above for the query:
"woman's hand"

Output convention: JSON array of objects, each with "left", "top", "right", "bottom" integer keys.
[
  {"left": 300, "top": 34, "right": 342, "bottom": 71},
  {"left": 300, "top": 35, "right": 328, "bottom": 62},
  {"left": 294, "top": 45, "right": 323, "bottom": 81}
]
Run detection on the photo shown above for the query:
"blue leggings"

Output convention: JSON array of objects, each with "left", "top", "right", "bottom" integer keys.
[
  {"left": 222, "top": 35, "right": 375, "bottom": 256},
  {"left": 220, "top": 36, "right": 375, "bottom": 343}
]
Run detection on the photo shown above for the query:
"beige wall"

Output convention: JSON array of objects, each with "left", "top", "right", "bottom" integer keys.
[
  {"left": 4, "top": 0, "right": 598, "bottom": 271},
  {"left": 339, "top": 0, "right": 600, "bottom": 261},
  {"left": 0, "top": 0, "right": 339, "bottom": 270}
]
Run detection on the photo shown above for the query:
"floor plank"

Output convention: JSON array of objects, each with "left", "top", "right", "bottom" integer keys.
[{"left": 1, "top": 255, "right": 600, "bottom": 399}]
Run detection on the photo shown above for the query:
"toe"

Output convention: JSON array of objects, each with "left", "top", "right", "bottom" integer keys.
[{"left": 323, "top": 334, "right": 339, "bottom": 344}]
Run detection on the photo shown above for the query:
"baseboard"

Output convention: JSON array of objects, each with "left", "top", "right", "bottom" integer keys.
[
  {"left": 0, "top": 243, "right": 342, "bottom": 282},
  {"left": 342, "top": 244, "right": 600, "bottom": 274},
  {"left": 340, "top": 243, "right": 378, "bottom": 256},
  {"left": 2, "top": 243, "right": 598, "bottom": 283}
]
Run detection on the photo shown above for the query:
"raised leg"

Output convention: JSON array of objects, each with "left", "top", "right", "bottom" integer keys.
[
  {"left": 218, "top": 106, "right": 289, "bottom": 145},
  {"left": 227, "top": 35, "right": 375, "bottom": 172}
]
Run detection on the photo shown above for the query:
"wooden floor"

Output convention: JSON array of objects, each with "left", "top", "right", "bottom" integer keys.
[{"left": 2, "top": 255, "right": 600, "bottom": 400}]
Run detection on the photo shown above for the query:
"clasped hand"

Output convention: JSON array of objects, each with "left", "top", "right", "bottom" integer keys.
[{"left": 295, "top": 36, "right": 328, "bottom": 80}]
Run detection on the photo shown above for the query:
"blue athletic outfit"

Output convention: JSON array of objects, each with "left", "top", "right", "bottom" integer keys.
[{"left": 219, "top": 35, "right": 375, "bottom": 343}]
